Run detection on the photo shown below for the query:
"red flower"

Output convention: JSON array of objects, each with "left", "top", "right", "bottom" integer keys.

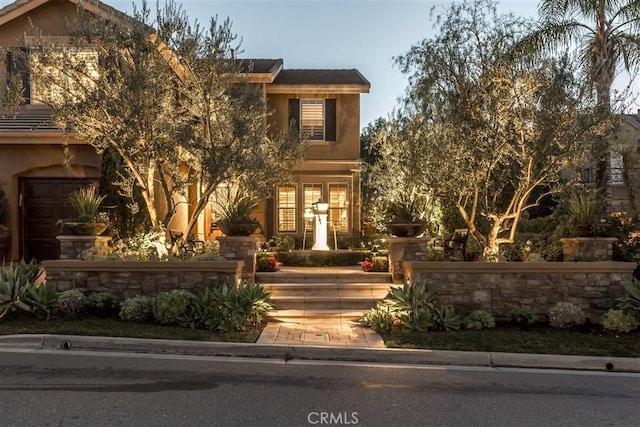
[{"left": 362, "top": 258, "right": 374, "bottom": 272}]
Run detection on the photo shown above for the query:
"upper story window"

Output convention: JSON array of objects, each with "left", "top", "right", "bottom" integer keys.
[
  {"left": 288, "top": 98, "right": 337, "bottom": 142},
  {"left": 31, "top": 48, "right": 99, "bottom": 105},
  {"left": 6, "top": 47, "right": 99, "bottom": 105},
  {"left": 300, "top": 99, "right": 325, "bottom": 141}
]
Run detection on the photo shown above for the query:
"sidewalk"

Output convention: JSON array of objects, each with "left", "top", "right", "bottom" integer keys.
[{"left": 1, "top": 333, "right": 638, "bottom": 373}]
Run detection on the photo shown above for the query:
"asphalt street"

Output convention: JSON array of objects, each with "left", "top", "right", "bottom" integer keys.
[{"left": 1, "top": 348, "right": 638, "bottom": 426}]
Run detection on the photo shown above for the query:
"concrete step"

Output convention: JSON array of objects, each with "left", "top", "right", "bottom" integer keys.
[
  {"left": 268, "top": 309, "right": 367, "bottom": 323},
  {"left": 263, "top": 282, "right": 391, "bottom": 298},
  {"left": 256, "top": 271, "right": 392, "bottom": 284},
  {"left": 271, "top": 295, "right": 381, "bottom": 310}
]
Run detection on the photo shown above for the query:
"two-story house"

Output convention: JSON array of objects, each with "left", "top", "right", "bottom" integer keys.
[{"left": 0, "top": 0, "right": 369, "bottom": 261}]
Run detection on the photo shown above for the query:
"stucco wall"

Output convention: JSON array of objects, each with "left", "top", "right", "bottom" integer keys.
[
  {"left": 403, "top": 261, "right": 636, "bottom": 321},
  {"left": 0, "top": 141, "right": 101, "bottom": 259},
  {"left": 267, "top": 93, "right": 361, "bottom": 161}
]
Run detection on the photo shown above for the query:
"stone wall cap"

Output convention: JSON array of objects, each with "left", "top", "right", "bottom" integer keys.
[
  {"left": 404, "top": 261, "right": 637, "bottom": 273},
  {"left": 56, "top": 235, "right": 112, "bottom": 241},
  {"left": 42, "top": 260, "right": 244, "bottom": 272}
]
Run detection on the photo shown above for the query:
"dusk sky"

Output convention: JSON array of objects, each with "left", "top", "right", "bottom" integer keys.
[{"left": 105, "top": 0, "right": 639, "bottom": 129}]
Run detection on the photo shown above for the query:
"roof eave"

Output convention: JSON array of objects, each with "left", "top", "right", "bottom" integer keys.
[{"left": 266, "top": 84, "right": 370, "bottom": 95}]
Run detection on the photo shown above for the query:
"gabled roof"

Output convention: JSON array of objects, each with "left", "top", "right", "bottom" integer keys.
[
  {"left": 273, "top": 69, "right": 370, "bottom": 86},
  {"left": 236, "top": 59, "right": 283, "bottom": 84},
  {"left": 266, "top": 68, "right": 370, "bottom": 95},
  {"left": 0, "top": 0, "right": 127, "bottom": 27}
]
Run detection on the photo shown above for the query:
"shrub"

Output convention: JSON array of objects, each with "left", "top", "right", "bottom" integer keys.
[
  {"left": 119, "top": 296, "right": 154, "bottom": 322},
  {"left": 433, "top": 305, "right": 462, "bottom": 331},
  {"left": 548, "top": 302, "right": 586, "bottom": 329},
  {"left": 372, "top": 256, "right": 389, "bottom": 272},
  {"left": 360, "top": 302, "right": 396, "bottom": 334},
  {"left": 269, "top": 234, "right": 295, "bottom": 251},
  {"left": 618, "top": 278, "right": 640, "bottom": 320},
  {"left": 153, "top": 290, "right": 193, "bottom": 325},
  {"left": 601, "top": 309, "right": 639, "bottom": 333},
  {"left": 86, "top": 292, "right": 119, "bottom": 317},
  {"left": 256, "top": 253, "right": 278, "bottom": 272},
  {"left": 507, "top": 307, "right": 538, "bottom": 325},
  {"left": 464, "top": 310, "right": 496, "bottom": 330},
  {"left": 108, "top": 230, "right": 169, "bottom": 261},
  {"left": 55, "top": 289, "right": 87, "bottom": 319},
  {"left": 277, "top": 251, "right": 365, "bottom": 267},
  {"left": 308, "top": 251, "right": 365, "bottom": 266},
  {"left": 500, "top": 216, "right": 564, "bottom": 261},
  {"left": 187, "top": 252, "right": 225, "bottom": 261}
]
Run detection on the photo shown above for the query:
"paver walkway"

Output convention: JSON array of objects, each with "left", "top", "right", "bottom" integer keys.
[
  {"left": 256, "top": 265, "right": 389, "bottom": 348},
  {"left": 257, "top": 321, "right": 386, "bottom": 348}
]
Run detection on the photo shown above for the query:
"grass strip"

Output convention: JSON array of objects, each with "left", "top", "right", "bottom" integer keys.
[
  {"left": 383, "top": 328, "right": 640, "bottom": 358},
  {"left": 0, "top": 318, "right": 262, "bottom": 343}
]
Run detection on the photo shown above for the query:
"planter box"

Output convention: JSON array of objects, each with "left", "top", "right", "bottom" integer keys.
[{"left": 559, "top": 237, "right": 618, "bottom": 261}]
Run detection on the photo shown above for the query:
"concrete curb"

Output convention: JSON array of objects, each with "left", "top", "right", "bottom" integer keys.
[{"left": 1, "top": 334, "right": 638, "bottom": 373}]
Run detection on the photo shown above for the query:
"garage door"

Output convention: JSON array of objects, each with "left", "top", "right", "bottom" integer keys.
[{"left": 20, "top": 178, "right": 96, "bottom": 261}]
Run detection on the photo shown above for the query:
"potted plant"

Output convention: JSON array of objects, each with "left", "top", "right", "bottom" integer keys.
[
  {"left": 0, "top": 185, "right": 10, "bottom": 261},
  {"left": 387, "top": 197, "right": 427, "bottom": 237},
  {"left": 62, "top": 186, "right": 108, "bottom": 235},
  {"left": 213, "top": 192, "right": 261, "bottom": 237},
  {"left": 567, "top": 192, "right": 597, "bottom": 237}
]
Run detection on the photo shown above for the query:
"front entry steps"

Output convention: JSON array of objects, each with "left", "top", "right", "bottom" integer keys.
[{"left": 256, "top": 266, "right": 392, "bottom": 325}]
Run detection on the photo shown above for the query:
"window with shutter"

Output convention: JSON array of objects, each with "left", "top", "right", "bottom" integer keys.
[
  {"left": 300, "top": 99, "right": 325, "bottom": 141},
  {"left": 289, "top": 98, "right": 336, "bottom": 142}
]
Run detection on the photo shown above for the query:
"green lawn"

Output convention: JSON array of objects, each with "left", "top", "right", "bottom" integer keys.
[
  {"left": 0, "top": 318, "right": 262, "bottom": 343},
  {"left": 382, "top": 327, "right": 640, "bottom": 358},
  {"left": 1, "top": 319, "right": 638, "bottom": 358}
]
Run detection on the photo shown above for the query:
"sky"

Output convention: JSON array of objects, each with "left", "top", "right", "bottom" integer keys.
[{"left": 104, "top": 0, "right": 639, "bottom": 130}]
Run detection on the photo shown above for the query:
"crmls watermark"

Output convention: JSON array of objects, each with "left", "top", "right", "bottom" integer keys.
[{"left": 307, "top": 412, "right": 359, "bottom": 425}]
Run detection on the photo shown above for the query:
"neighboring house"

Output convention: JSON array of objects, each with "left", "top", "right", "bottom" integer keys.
[
  {"left": 0, "top": 0, "right": 370, "bottom": 261},
  {"left": 581, "top": 111, "right": 640, "bottom": 214},
  {"left": 608, "top": 112, "right": 640, "bottom": 214}
]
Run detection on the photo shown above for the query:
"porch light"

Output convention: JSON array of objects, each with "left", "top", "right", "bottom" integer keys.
[
  {"left": 312, "top": 199, "right": 330, "bottom": 251},
  {"left": 312, "top": 200, "right": 329, "bottom": 216}
]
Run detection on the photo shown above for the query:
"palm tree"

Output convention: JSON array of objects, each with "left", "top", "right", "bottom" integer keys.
[{"left": 514, "top": 0, "right": 640, "bottom": 189}]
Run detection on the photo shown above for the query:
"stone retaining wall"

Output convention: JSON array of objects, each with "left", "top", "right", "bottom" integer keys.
[
  {"left": 403, "top": 261, "right": 636, "bottom": 321},
  {"left": 57, "top": 236, "right": 112, "bottom": 260},
  {"left": 41, "top": 260, "right": 244, "bottom": 299}
]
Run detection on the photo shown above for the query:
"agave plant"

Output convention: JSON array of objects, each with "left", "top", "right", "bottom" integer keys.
[
  {"left": 387, "top": 280, "right": 437, "bottom": 332},
  {"left": 0, "top": 260, "right": 44, "bottom": 319},
  {"left": 212, "top": 189, "right": 261, "bottom": 236},
  {"left": 69, "top": 186, "right": 106, "bottom": 223},
  {"left": 618, "top": 278, "right": 640, "bottom": 320},
  {"left": 434, "top": 305, "right": 462, "bottom": 331}
]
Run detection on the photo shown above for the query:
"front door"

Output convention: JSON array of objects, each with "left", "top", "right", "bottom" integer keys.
[{"left": 20, "top": 177, "right": 95, "bottom": 261}]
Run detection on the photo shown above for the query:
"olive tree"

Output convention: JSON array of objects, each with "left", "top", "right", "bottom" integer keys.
[
  {"left": 375, "top": 0, "right": 609, "bottom": 254},
  {"left": 26, "top": 0, "right": 303, "bottom": 239}
]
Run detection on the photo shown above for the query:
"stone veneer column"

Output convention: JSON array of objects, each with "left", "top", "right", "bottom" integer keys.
[
  {"left": 56, "top": 235, "right": 112, "bottom": 260},
  {"left": 386, "top": 237, "right": 429, "bottom": 282},
  {"left": 559, "top": 237, "right": 618, "bottom": 261},
  {"left": 216, "top": 236, "right": 258, "bottom": 281}
]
